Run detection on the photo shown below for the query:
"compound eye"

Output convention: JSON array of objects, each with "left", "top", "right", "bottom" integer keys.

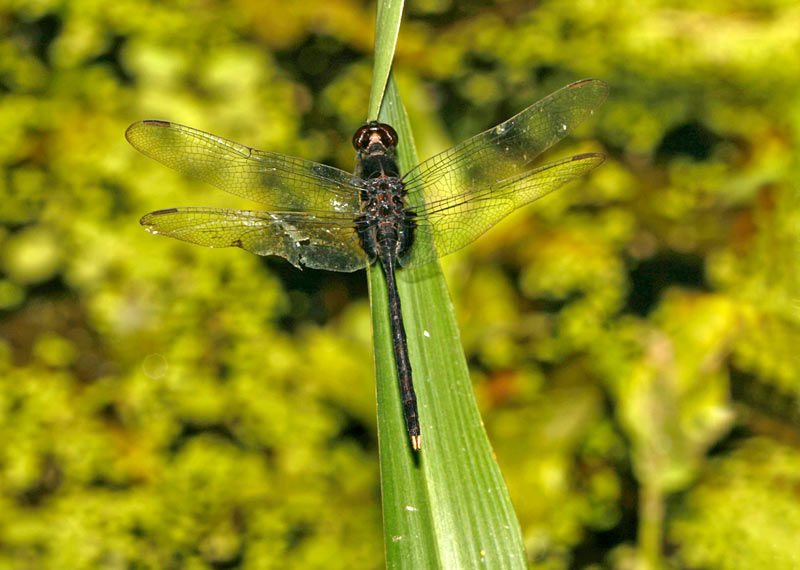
[
  {"left": 352, "top": 125, "right": 371, "bottom": 150},
  {"left": 378, "top": 123, "right": 398, "bottom": 148},
  {"left": 352, "top": 122, "right": 399, "bottom": 150}
]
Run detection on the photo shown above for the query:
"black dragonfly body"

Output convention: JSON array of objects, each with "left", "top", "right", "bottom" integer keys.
[{"left": 126, "top": 78, "right": 609, "bottom": 450}]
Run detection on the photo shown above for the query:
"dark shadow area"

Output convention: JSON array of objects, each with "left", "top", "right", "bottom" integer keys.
[
  {"left": 15, "top": 454, "right": 63, "bottom": 507},
  {"left": 406, "top": 0, "right": 534, "bottom": 26},
  {"left": 626, "top": 251, "right": 707, "bottom": 316},
  {"left": 262, "top": 258, "right": 368, "bottom": 331},
  {"left": 87, "top": 34, "right": 133, "bottom": 85},
  {"left": 706, "top": 424, "right": 754, "bottom": 459},
  {"left": 210, "top": 550, "right": 244, "bottom": 570},
  {"left": 726, "top": 365, "right": 800, "bottom": 447},
  {"left": 327, "top": 403, "right": 375, "bottom": 453},
  {"left": 0, "top": 276, "right": 111, "bottom": 383},
  {"left": 655, "top": 121, "right": 723, "bottom": 163},
  {"left": 102, "top": 180, "right": 134, "bottom": 216},
  {"left": 529, "top": 290, "right": 584, "bottom": 315},
  {"left": 168, "top": 421, "right": 245, "bottom": 455},
  {"left": 570, "top": 499, "right": 638, "bottom": 569},
  {"left": 88, "top": 476, "right": 133, "bottom": 491},
  {"left": 274, "top": 34, "right": 362, "bottom": 95},
  {"left": 286, "top": 521, "right": 314, "bottom": 551},
  {"left": 570, "top": 390, "right": 640, "bottom": 567},
  {"left": 11, "top": 12, "right": 63, "bottom": 67},
  {"left": 730, "top": 366, "right": 800, "bottom": 424}
]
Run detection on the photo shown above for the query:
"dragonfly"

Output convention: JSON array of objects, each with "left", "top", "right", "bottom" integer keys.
[{"left": 126, "top": 78, "right": 608, "bottom": 451}]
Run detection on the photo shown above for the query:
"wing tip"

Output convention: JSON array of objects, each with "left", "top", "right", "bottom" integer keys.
[
  {"left": 141, "top": 120, "right": 172, "bottom": 128},
  {"left": 571, "top": 152, "right": 606, "bottom": 165},
  {"left": 569, "top": 78, "right": 608, "bottom": 90},
  {"left": 140, "top": 208, "right": 178, "bottom": 228},
  {"left": 127, "top": 119, "right": 172, "bottom": 129},
  {"left": 568, "top": 78, "right": 609, "bottom": 103},
  {"left": 125, "top": 119, "right": 173, "bottom": 144}
]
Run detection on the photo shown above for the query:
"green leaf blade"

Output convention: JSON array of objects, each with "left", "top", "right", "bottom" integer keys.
[
  {"left": 371, "top": 73, "right": 527, "bottom": 568},
  {"left": 368, "top": 0, "right": 404, "bottom": 121}
]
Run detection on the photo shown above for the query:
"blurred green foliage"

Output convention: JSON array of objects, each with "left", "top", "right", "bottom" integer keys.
[{"left": 1, "top": 0, "right": 799, "bottom": 568}]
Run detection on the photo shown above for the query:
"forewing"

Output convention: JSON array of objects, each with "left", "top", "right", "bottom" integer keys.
[
  {"left": 126, "top": 121, "right": 363, "bottom": 213},
  {"left": 401, "top": 153, "right": 605, "bottom": 268},
  {"left": 140, "top": 208, "right": 370, "bottom": 272},
  {"left": 402, "top": 79, "right": 608, "bottom": 207}
]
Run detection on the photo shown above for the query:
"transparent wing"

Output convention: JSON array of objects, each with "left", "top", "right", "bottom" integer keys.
[
  {"left": 402, "top": 79, "right": 608, "bottom": 206},
  {"left": 126, "top": 121, "right": 363, "bottom": 213},
  {"left": 140, "top": 208, "right": 370, "bottom": 272},
  {"left": 400, "top": 153, "right": 605, "bottom": 268}
]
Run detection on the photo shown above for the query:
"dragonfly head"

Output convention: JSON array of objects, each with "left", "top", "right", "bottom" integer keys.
[{"left": 352, "top": 121, "right": 399, "bottom": 154}]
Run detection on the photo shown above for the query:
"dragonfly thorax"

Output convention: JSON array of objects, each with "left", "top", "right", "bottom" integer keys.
[{"left": 356, "top": 176, "right": 416, "bottom": 262}]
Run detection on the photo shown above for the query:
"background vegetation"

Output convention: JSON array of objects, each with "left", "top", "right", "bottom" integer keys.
[{"left": 2, "top": 0, "right": 799, "bottom": 567}]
